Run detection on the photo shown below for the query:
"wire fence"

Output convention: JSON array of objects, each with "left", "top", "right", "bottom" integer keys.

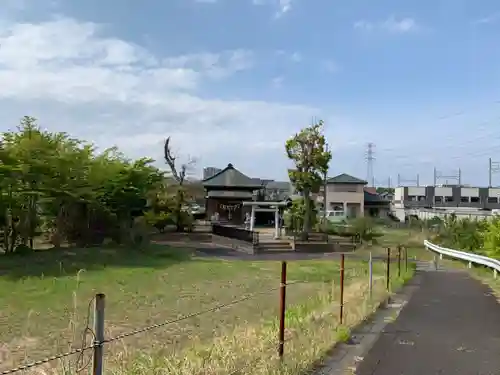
[{"left": 1, "top": 246, "right": 411, "bottom": 375}]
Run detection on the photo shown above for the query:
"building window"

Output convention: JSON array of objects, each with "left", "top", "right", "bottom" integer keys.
[
  {"left": 418, "top": 196, "right": 426, "bottom": 201},
  {"left": 488, "top": 197, "right": 498, "bottom": 203},
  {"left": 408, "top": 195, "right": 417, "bottom": 201},
  {"left": 471, "top": 197, "right": 480, "bottom": 203},
  {"left": 434, "top": 196, "right": 443, "bottom": 203},
  {"left": 460, "top": 196, "right": 469, "bottom": 203},
  {"left": 445, "top": 196, "right": 453, "bottom": 202}
]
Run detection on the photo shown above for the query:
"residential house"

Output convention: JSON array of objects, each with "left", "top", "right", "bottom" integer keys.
[
  {"left": 261, "top": 180, "right": 292, "bottom": 201},
  {"left": 315, "top": 173, "right": 391, "bottom": 219},
  {"left": 319, "top": 173, "right": 368, "bottom": 218},
  {"left": 364, "top": 188, "right": 391, "bottom": 218}
]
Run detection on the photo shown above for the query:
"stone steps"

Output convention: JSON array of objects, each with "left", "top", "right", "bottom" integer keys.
[{"left": 257, "top": 240, "right": 293, "bottom": 252}]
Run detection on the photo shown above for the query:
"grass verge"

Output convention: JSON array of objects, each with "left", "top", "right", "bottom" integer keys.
[
  {"left": 355, "top": 227, "right": 433, "bottom": 261},
  {"left": 0, "top": 244, "right": 415, "bottom": 375}
]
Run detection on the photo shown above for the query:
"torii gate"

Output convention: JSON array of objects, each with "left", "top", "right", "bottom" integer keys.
[{"left": 242, "top": 201, "right": 288, "bottom": 239}]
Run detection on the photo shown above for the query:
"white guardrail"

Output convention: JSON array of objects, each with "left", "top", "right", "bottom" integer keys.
[{"left": 424, "top": 240, "right": 500, "bottom": 278}]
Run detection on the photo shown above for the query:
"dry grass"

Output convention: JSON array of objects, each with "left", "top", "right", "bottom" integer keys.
[{"left": 0, "top": 244, "right": 414, "bottom": 375}]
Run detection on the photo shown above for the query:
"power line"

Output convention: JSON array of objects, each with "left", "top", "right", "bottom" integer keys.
[
  {"left": 433, "top": 167, "right": 461, "bottom": 186},
  {"left": 373, "top": 177, "right": 392, "bottom": 188},
  {"left": 397, "top": 173, "right": 419, "bottom": 187}
]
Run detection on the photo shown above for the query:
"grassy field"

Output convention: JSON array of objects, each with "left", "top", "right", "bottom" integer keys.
[
  {"left": 354, "top": 226, "right": 433, "bottom": 261},
  {"left": 0, "top": 240, "right": 414, "bottom": 375}
]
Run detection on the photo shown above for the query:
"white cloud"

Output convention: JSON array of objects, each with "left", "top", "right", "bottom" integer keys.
[
  {"left": 354, "top": 16, "right": 420, "bottom": 34},
  {"left": 290, "top": 51, "right": 301, "bottom": 62},
  {"left": 271, "top": 76, "right": 284, "bottom": 88},
  {"left": 253, "top": 0, "right": 293, "bottom": 19},
  {"left": 322, "top": 60, "right": 338, "bottom": 73},
  {"left": 473, "top": 13, "right": 500, "bottom": 25},
  {"left": 275, "top": 0, "right": 292, "bottom": 18},
  {"left": 0, "top": 14, "right": 360, "bottom": 178}
]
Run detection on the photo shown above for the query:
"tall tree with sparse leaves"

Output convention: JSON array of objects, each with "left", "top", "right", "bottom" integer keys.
[
  {"left": 285, "top": 120, "right": 331, "bottom": 239},
  {"left": 163, "top": 137, "right": 196, "bottom": 232}
]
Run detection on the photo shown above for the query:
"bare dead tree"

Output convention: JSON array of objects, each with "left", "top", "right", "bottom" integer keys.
[
  {"left": 164, "top": 137, "right": 196, "bottom": 185},
  {"left": 163, "top": 137, "right": 197, "bottom": 231}
]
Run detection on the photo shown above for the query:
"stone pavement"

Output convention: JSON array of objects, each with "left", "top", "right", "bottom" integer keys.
[{"left": 355, "top": 268, "right": 500, "bottom": 375}]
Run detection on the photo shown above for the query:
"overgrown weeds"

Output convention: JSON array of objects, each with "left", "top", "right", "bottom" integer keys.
[{"left": 0, "top": 249, "right": 414, "bottom": 375}]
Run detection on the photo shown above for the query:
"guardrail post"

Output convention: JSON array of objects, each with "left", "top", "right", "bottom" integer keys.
[
  {"left": 386, "top": 248, "right": 391, "bottom": 291},
  {"left": 494, "top": 269, "right": 498, "bottom": 279},
  {"left": 278, "top": 261, "right": 287, "bottom": 359},
  {"left": 468, "top": 261, "right": 472, "bottom": 269},
  {"left": 340, "top": 253, "right": 345, "bottom": 324},
  {"left": 93, "top": 293, "right": 105, "bottom": 375}
]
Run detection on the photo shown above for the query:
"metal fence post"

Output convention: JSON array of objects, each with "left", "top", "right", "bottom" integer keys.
[
  {"left": 278, "top": 261, "right": 287, "bottom": 359},
  {"left": 368, "top": 251, "right": 373, "bottom": 300},
  {"left": 404, "top": 246, "right": 408, "bottom": 272},
  {"left": 397, "top": 245, "right": 401, "bottom": 278},
  {"left": 386, "top": 248, "right": 391, "bottom": 291},
  {"left": 93, "top": 293, "right": 105, "bottom": 375},
  {"left": 339, "top": 254, "right": 345, "bottom": 324}
]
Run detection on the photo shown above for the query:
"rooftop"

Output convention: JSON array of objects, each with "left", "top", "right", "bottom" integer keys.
[
  {"left": 327, "top": 173, "right": 368, "bottom": 185},
  {"left": 202, "top": 163, "right": 263, "bottom": 189}
]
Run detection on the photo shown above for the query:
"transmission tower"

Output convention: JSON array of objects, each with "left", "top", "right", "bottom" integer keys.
[
  {"left": 365, "top": 143, "right": 375, "bottom": 187},
  {"left": 397, "top": 173, "right": 419, "bottom": 187},
  {"left": 489, "top": 158, "right": 500, "bottom": 187},
  {"left": 433, "top": 167, "right": 461, "bottom": 186}
]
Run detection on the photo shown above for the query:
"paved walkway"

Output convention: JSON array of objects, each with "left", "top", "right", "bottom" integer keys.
[{"left": 356, "top": 269, "right": 500, "bottom": 375}]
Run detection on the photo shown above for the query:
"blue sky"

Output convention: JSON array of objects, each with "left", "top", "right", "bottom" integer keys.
[{"left": 1, "top": 0, "right": 500, "bottom": 186}]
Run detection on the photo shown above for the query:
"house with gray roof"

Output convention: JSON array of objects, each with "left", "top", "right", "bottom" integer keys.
[
  {"left": 317, "top": 173, "right": 368, "bottom": 218},
  {"left": 202, "top": 163, "right": 263, "bottom": 225}
]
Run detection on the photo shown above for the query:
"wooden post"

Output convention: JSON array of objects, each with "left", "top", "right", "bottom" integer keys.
[
  {"left": 278, "top": 262, "right": 287, "bottom": 359},
  {"left": 386, "top": 248, "right": 391, "bottom": 291},
  {"left": 93, "top": 293, "right": 105, "bottom": 375},
  {"left": 340, "top": 254, "right": 345, "bottom": 324},
  {"left": 397, "top": 246, "right": 401, "bottom": 278},
  {"left": 368, "top": 251, "right": 373, "bottom": 299}
]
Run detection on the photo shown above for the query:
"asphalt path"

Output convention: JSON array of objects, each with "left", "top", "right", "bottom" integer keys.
[{"left": 355, "top": 269, "right": 500, "bottom": 375}]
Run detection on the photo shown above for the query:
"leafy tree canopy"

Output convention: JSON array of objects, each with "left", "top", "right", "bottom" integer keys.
[
  {"left": 285, "top": 120, "right": 331, "bottom": 236},
  {"left": 0, "top": 116, "right": 168, "bottom": 253}
]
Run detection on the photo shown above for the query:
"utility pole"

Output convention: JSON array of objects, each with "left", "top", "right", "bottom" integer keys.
[
  {"left": 323, "top": 143, "right": 329, "bottom": 223},
  {"left": 372, "top": 177, "right": 392, "bottom": 189},
  {"left": 489, "top": 158, "right": 500, "bottom": 187},
  {"left": 433, "top": 167, "right": 461, "bottom": 186},
  {"left": 397, "top": 173, "right": 419, "bottom": 187},
  {"left": 365, "top": 143, "right": 375, "bottom": 187}
]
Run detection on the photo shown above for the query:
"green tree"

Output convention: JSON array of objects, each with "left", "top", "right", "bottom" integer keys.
[
  {"left": 283, "top": 198, "right": 317, "bottom": 233},
  {"left": 285, "top": 120, "right": 331, "bottom": 239},
  {"left": 0, "top": 116, "right": 165, "bottom": 253},
  {"left": 376, "top": 187, "right": 395, "bottom": 195}
]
